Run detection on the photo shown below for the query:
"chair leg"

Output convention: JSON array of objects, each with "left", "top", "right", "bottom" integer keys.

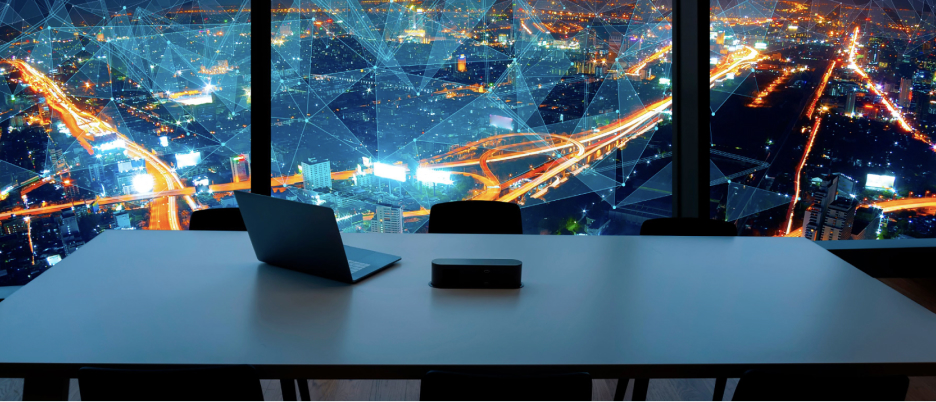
[
  {"left": 298, "top": 378, "right": 311, "bottom": 401},
  {"left": 613, "top": 378, "right": 630, "bottom": 401},
  {"left": 281, "top": 378, "right": 298, "bottom": 401},
  {"left": 632, "top": 378, "right": 649, "bottom": 401},
  {"left": 712, "top": 377, "right": 727, "bottom": 401},
  {"left": 23, "top": 377, "right": 69, "bottom": 401}
]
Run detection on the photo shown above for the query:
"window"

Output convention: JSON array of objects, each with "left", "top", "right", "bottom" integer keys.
[
  {"left": 270, "top": 0, "right": 673, "bottom": 235},
  {"left": 709, "top": 0, "right": 936, "bottom": 240},
  {"left": 0, "top": 0, "right": 251, "bottom": 286}
]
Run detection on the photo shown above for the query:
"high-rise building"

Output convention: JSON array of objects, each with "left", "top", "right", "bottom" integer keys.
[
  {"left": 301, "top": 160, "right": 332, "bottom": 190},
  {"left": 60, "top": 210, "right": 79, "bottom": 235},
  {"left": 115, "top": 213, "right": 132, "bottom": 229},
  {"left": 915, "top": 90, "right": 931, "bottom": 122},
  {"left": 63, "top": 180, "right": 80, "bottom": 200},
  {"left": 355, "top": 172, "right": 376, "bottom": 187},
  {"left": 845, "top": 92, "right": 856, "bottom": 116},
  {"left": 803, "top": 173, "right": 858, "bottom": 241},
  {"left": 609, "top": 32, "right": 624, "bottom": 52},
  {"left": 89, "top": 163, "right": 104, "bottom": 184},
  {"left": 899, "top": 77, "right": 912, "bottom": 108},
  {"left": 457, "top": 54, "right": 467, "bottom": 73},
  {"left": 818, "top": 198, "right": 857, "bottom": 241},
  {"left": 59, "top": 209, "right": 84, "bottom": 254},
  {"left": 370, "top": 205, "right": 403, "bottom": 234},
  {"left": 49, "top": 148, "right": 66, "bottom": 172},
  {"left": 230, "top": 154, "right": 250, "bottom": 183}
]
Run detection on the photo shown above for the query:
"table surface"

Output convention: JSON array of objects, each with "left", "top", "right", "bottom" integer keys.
[{"left": 1, "top": 230, "right": 936, "bottom": 379}]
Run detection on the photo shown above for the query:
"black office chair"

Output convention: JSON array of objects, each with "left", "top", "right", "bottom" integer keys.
[
  {"left": 189, "top": 208, "right": 247, "bottom": 231},
  {"left": 78, "top": 365, "right": 264, "bottom": 401},
  {"left": 639, "top": 217, "right": 737, "bottom": 236},
  {"left": 419, "top": 370, "right": 592, "bottom": 401},
  {"left": 615, "top": 217, "right": 737, "bottom": 401},
  {"left": 731, "top": 370, "right": 909, "bottom": 401},
  {"left": 187, "top": 209, "right": 312, "bottom": 400},
  {"left": 428, "top": 201, "right": 523, "bottom": 234}
]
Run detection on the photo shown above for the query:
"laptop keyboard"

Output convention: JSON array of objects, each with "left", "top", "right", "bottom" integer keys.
[{"left": 348, "top": 260, "right": 371, "bottom": 273}]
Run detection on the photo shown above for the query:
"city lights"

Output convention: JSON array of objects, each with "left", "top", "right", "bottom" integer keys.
[
  {"left": 373, "top": 162, "right": 406, "bottom": 182},
  {"left": 175, "top": 151, "right": 202, "bottom": 168},
  {"left": 132, "top": 174, "right": 155, "bottom": 194},
  {"left": 416, "top": 168, "right": 454, "bottom": 185},
  {"left": 866, "top": 174, "right": 896, "bottom": 191},
  {"left": 4, "top": 0, "right": 936, "bottom": 291}
]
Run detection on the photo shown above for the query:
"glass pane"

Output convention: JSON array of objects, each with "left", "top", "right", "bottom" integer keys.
[
  {"left": 710, "top": 0, "right": 935, "bottom": 240},
  {"left": 271, "top": 0, "right": 673, "bottom": 235},
  {"left": 0, "top": 0, "right": 251, "bottom": 287}
]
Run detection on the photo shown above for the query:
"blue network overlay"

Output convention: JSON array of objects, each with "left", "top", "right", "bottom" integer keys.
[
  {"left": 269, "top": 0, "right": 675, "bottom": 235},
  {"left": 4, "top": 0, "right": 935, "bottom": 287},
  {"left": 709, "top": 0, "right": 936, "bottom": 240},
  {"left": 0, "top": 0, "right": 251, "bottom": 286}
]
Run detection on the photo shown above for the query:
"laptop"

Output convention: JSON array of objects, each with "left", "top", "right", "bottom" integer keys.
[{"left": 234, "top": 191, "right": 401, "bottom": 283}]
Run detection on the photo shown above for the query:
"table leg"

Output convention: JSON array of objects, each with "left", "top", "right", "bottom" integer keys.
[
  {"left": 613, "top": 378, "right": 629, "bottom": 401},
  {"left": 281, "top": 378, "right": 298, "bottom": 401},
  {"left": 298, "top": 378, "right": 311, "bottom": 401},
  {"left": 632, "top": 378, "right": 649, "bottom": 401},
  {"left": 712, "top": 377, "right": 727, "bottom": 401},
  {"left": 23, "top": 377, "right": 69, "bottom": 401}
]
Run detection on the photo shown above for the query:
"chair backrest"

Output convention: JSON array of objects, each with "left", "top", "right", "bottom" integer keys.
[
  {"left": 428, "top": 201, "right": 522, "bottom": 234},
  {"left": 419, "top": 370, "right": 592, "bottom": 401},
  {"left": 78, "top": 365, "right": 264, "bottom": 401},
  {"left": 189, "top": 208, "right": 247, "bottom": 231},
  {"left": 731, "top": 370, "right": 909, "bottom": 401},
  {"left": 640, "top": 217, "right": 737, "bottom": 236}
]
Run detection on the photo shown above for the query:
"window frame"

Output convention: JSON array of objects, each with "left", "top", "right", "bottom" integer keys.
[{"left": 250, "top": 0, "right": 712, "bottom": 215}]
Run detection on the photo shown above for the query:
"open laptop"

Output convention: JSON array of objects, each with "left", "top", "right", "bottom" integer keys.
[{"left": 234, "top": 191, "right": 401, "bottom": 283}]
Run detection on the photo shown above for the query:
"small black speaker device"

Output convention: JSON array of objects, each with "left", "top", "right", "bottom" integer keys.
[{"left": 430, "top": 258, "right": 522, "bottom": 289}]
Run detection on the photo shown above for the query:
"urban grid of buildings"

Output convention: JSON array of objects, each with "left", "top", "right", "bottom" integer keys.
[{"left": 0, "top": 0, "right": 935, "bottom": 287}]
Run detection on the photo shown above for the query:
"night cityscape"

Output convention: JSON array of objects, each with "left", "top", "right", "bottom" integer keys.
[
  {"left": 0, "top": 0, "right": 252, "bottom": 286},
  {"left": 2, "top": 0, "right": 936, "bottom": 287}
]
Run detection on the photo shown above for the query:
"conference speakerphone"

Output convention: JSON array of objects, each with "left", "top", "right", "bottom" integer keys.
[{"left": 430, "top": 258, "right": 522, "bottom": 289}]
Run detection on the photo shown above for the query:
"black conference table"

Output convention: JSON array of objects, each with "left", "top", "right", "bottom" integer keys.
[{"left": 1, "top": 230, "right": 936, "bottom": 400}]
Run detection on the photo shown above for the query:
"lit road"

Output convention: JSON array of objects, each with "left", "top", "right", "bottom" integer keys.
[
  {"left": 847, "top": 27, "right": 931, "bottom": 145},
  {"left": 782, "top": 197, "right": 936, "bottom": 237},
  {"left": 2, "top": 59, "right": 195, "bottom": 230},
  {"left": 0, "top": 46, "right": 764, "bottom": 225},
  {"left": 784, "top": 117, "right": 823, "bottom": 235},
  {"left": 425, "top": 45, "right": 761, "bottom": 204},
  {"left": 627, "top": 44, "right": 672, "bottom": 76},
  {"left": 872, "top": 196, "right": 936, "bottom": 213},
  {"left": 780, "top": 26, "right": 935, "bottom": 235},
  {"left": 783, "top": 59, "right": 836, "bottom": 235}
]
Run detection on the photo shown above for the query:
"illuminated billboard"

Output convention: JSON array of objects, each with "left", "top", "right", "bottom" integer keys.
[
  {"left": 98, "top": 139, "right": 126, "bottom": 152},
  {"left": 373, "top": 162, "right": 406, "bottom": 182},
  {"left": 489, "top": 114, "right": 513, "bottom": 130},
  {"left": 175, "top": 151, "right": 202, "bottom": 168},
  {"left": 416, "top": 168, "right": 453, "bottom": 185},
  {"left": 866, "top": 174, "right": 895, "bottom": 191},
  {"left": 133, "top": 174, "right": 155, "bottom": 193}
]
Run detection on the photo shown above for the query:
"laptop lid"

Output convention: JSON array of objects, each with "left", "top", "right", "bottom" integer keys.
[{"left": 234, "top": 191, "right": 354, "bottom": 283}]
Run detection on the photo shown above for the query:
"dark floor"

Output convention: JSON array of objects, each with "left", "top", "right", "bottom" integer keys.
[{"left": 0, "top": 378, "right": 739, "bottom": 401}]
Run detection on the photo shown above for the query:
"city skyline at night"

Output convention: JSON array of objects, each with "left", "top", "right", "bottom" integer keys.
[
  {"left": 0, "top": 0, "right": 251, "bottom": 286},
  {"left": 3, "top": 0, "right": 936, "bottom": 288}
]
